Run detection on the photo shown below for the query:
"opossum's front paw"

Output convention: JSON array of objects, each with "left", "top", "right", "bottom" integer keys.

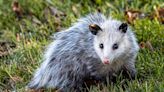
[
  {"left": 122, "top": 69, "right": 137, "bottom": 80},
  {"left": 129, "top": 70, "right": 137, "bottom": 80}
]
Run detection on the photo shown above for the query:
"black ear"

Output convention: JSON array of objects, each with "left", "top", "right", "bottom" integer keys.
[
  {"left": 89, "top": 24, "right": 102, "bottom": 35},
  {"left": 119, "top": 23, "right": 128, "bottom": 33}
]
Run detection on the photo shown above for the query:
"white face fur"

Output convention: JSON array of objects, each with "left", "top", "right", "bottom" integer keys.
[{"left": 90, "top": 20, "right": 131, "bottom": 64}]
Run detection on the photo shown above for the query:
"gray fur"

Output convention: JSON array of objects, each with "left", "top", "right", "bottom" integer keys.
[{"left": 28, "top": 13, "right": 139, "bottom": 91}]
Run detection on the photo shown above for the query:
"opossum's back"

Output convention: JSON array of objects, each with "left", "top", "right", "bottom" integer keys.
[{"left": 53, "top": 27, "right": 96, "bottom": 55}]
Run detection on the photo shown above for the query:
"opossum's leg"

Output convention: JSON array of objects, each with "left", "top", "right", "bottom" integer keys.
[
  {"left": 57, "top": 68, "right": 85, "bottom": 92},
  {"left": 58, "top": 80, "right": 84, "bottom": 92},
  {"left": 122, "top": 61, "right": 137, "bottom": 80}
]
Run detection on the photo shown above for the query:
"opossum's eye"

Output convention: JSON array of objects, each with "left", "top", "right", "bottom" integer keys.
[
  {"left": 99, "top": 43, "right": 104, "bottom": 49},
  {"left": 112, "top": 43, "right": 118, "bottom": 50},
  {"left": 89, "top": 24, "right": 102, "bottom": 35},
  {"left": 119, "top": 23, "right": 128, "bottom": 33}
]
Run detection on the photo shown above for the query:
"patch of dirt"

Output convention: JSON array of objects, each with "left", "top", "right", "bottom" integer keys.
[
  {"left": 43, "top": 6, "right": 66, "bottom": 31},
  {"left": 0, "top": 41, "right": 16, "bottom": 57}
]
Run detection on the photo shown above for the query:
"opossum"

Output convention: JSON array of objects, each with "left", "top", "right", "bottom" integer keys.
[{"left": 28, "top": 13, "right": 139, "bottom": 91}]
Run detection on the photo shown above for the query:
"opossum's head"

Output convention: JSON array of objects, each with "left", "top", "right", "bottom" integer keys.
[{"left": 89, "top": 20, "right": 131, "bottom": 65}]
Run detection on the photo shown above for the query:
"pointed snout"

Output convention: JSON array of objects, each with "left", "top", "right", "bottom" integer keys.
[{"left": 102, "top": 58, "right": 110, "bottom": 64}]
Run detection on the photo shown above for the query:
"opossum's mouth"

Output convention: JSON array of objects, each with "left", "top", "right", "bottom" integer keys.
[
  {"left": 103, "top": 61, "right": 109, "bottom": 64},
  {"left": 102, "top": 58, "right": 110, "bottom": 65}
]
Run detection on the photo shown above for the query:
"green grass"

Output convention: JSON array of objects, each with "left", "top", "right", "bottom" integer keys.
[{"left": 0, "top": 0, "right": 164, "bottom": 92}]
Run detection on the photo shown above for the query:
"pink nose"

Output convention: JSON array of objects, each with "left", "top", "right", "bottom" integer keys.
[{"left": 103, "top": 58, "right": 110, "bottom": 64}]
